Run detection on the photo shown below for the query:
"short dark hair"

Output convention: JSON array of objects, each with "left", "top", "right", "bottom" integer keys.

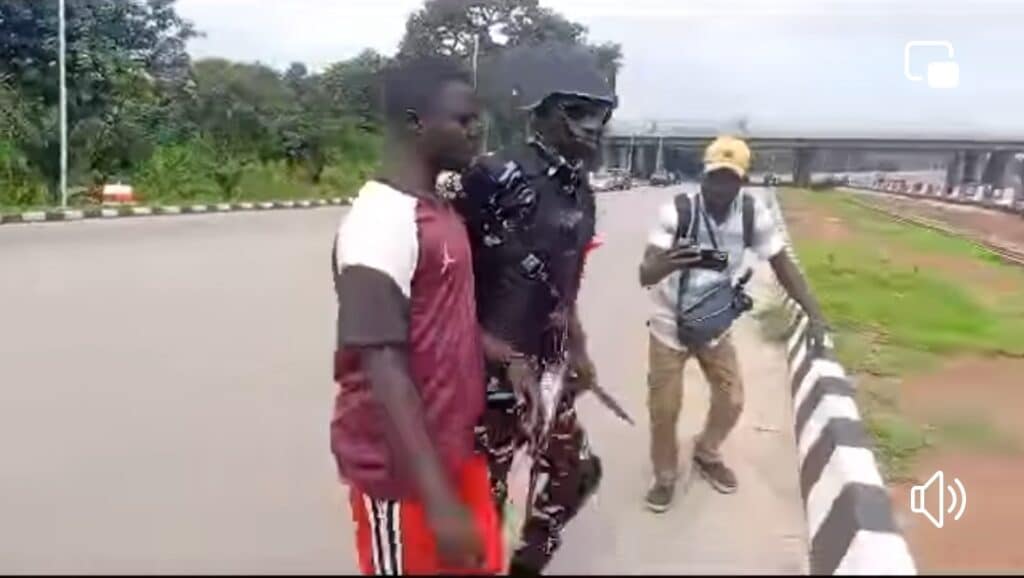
[{"left": 381, "top": 55, "right": 472, "bottom": 126}]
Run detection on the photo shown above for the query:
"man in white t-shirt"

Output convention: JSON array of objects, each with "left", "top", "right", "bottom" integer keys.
[{"left": 638, "top": 136, "right": 827, "bottom": 512}]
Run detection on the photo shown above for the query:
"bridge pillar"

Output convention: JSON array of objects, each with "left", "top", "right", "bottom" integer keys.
[
  {"left": 982, "top": 150, "right": 1014, "bottom": 188},
  {"left": 794, "top": 148, "right": 817, "bottom": 187},
  {"left": 636, "top": 144, "right": 648, "bottom": 178},
  {"left": 962, "top": 151, "right": 986, "bottom": 184},
  {"left": 945, "top": 151, "right": 965, "bottom": 188},
  {"left": 617, "top": 144, "right": 629, "bottom": 170},
  {"left": 655, "top": 138, "right": 665, "bottom": 173}
]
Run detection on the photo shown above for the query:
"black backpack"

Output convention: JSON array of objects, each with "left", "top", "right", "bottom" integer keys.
[{"left": 671, "top": 192, "right": 756, "bottom": 348}]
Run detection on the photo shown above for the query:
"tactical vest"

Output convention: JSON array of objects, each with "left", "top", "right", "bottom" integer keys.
[{"left": 458, "top": 141, "right": 596, "bottom": 360}]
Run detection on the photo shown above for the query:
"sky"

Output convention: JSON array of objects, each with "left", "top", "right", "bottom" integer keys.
[{"left": 176, "top": 0, "right": 1024, "bottom": 136}]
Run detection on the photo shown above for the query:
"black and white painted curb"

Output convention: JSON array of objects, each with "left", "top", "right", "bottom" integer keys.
[
  {"left": 0, "top": 198, "right": 350, "bottom": 226},
  {"left": 766, "top": 190, "right": 916, "bottom": 575}
]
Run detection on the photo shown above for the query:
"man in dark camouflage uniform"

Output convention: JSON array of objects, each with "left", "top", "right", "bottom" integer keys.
[{"left": 454, "top": 44, "right": 619, "bottom": 575}]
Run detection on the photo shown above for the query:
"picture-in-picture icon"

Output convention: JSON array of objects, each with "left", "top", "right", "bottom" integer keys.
[{"left": 904, "top": 41, "right": 959, "bottom": 89}]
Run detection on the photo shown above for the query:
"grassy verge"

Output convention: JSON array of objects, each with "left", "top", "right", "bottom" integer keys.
[
  {"left": 777, "top": 187, "right": 1024, "bottom": 480},
  {"left": 1, "top": 159, "right": 374, "bottom": 214}
]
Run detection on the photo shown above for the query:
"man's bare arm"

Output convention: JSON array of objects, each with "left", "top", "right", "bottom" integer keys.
[
  {"left": 360, "top": 346, "right": 458, "bottom": 511},
  {"left": 769, "top": 250, "right": 826, "bottom": 325},
  {"left": 639, "top": 244, "right": 701, "bottom": 287}
]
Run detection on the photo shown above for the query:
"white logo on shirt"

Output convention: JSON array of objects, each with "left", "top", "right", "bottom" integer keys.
[{"left": 441, "top": 243, "right": 456, "bottom": 275}]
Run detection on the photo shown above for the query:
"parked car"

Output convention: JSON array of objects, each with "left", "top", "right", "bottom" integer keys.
[
  {"left": 590, "top": 170, "right": 616, "bottom": 192},
  {"left": 762, "top": 172, "right": 781, "bottom": 186},
  {"left": 649, "top": 170, "right": 673, "bottom": 187},
  {"left": 599, "top": 168, "right": 632, "bottom": 191}
]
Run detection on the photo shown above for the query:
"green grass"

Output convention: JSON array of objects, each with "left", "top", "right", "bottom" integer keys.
[
  {"left": 781, "top": 187, "right": 1024, "bottom": 479},
  {"left": 864, "top": 409, "right": 931, "bottom": 482},
  {"left": 801, "top": 243, "right": 1024, "bottom": 360},
  {"left": 1, "top": 160, "right": 370, "bottom": 215},
  {"left": 783, "top": 188, "right": 1024, "bottom": 376},
  {"left": 0, "top": 204, "right": 48, "bottom": 213}
]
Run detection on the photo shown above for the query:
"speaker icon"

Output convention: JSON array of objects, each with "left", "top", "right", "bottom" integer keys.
[{"left": 911, "top": 470, "right": 967, "bottom": 529}]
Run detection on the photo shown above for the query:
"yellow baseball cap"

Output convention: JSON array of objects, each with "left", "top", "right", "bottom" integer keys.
[{"left": 703, "top": 136, "right": 752, "bottom": 178}]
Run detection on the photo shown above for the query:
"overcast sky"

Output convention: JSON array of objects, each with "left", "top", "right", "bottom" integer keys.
[{"left": 177, "top": 0, "right": 1024, "bottom": 135}]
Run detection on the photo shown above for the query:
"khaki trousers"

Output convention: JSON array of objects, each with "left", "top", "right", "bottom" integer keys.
[{"left": 647, "top": 332, "right": 744, "bottom": 486}]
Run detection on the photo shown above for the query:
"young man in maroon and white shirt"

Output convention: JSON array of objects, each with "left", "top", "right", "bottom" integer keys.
[{"left": 330, "top": 57, "right": 503, "bottom": 575}]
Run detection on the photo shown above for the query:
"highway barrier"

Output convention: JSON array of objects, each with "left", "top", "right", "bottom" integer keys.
[
  {"left": 845, "top": 175, "right": 1024, "bottom": 215},
  {"left": 767, "top": 191, "right": 917, "bottom": 575}
]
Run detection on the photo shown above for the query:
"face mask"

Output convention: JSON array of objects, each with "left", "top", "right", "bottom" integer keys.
[{"left": 556, "top": 99, "right": 613, "bottom": 152}]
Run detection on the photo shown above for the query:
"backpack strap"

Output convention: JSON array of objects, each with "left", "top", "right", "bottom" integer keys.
[
  {"left": 673, "top": 192, "right": 695, "bottom": 245},
  {"left": 742, "top": 193, "right": 755, "bottom": 250},
  {"left": 674, "top": 193, "right": 699, "bottom": 321}
]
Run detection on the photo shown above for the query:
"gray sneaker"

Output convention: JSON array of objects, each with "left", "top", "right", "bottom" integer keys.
[
  {"left": 694, "top": 455, "right": 738, "bottom": 494},
  {"left": 645, "top": 482, "right": 675, "bottom": 513}
]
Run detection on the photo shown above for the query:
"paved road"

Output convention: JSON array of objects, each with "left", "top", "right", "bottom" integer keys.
[{"left": 0, "top": 187, "right": 808, "bottom": 574}]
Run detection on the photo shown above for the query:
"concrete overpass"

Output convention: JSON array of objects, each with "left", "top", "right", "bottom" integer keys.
[{"left": 601, "top": 119, "right": 1024, "bottom": 189}]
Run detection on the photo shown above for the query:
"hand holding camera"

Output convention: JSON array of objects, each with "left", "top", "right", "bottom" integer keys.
[{"left": 667, "top": 240, "right": 729, "bottom": 272}]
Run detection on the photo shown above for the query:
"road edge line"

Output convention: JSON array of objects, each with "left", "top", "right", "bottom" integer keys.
[{"left": 0, "top": 197, "right": 350, "bottom": 227}]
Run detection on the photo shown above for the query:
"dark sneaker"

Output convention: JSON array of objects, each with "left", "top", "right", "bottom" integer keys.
[
  {"left": 645, "top": 482, "right": 675, "bottom": 513},
  {"left": 565, "top": 454, "right": 603, "bottom": 520},
  {"left": 508, "top": 559, "right": 542, "bottom": 576},
  {"left": 694, "top": 455, "right": 738, "bottom": 494}
]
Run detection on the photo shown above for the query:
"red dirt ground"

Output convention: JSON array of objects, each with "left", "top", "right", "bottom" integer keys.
[
  {"left": 892, "top": 450, "right": 1024, "bottom": 573},
  {"left": 858, "top": 191, "right": 1024, "bottom": 253}
]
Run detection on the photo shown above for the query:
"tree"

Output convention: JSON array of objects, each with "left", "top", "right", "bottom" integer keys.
[
  {"left": 0, "top": 0, "right": 386, "bottom": 206},
  {"left": 590, "top": 42, "right": 623, "bottom": 91},
  {"left": 0, "top": 80, "right": 47, "bottom": 205},
  {"left": 399, "top": 0, "right": 585, "bottom": 61},
  {"left": 284, "top": 62, "right": 309, "bottom": 91},
  {"left": 0, "top": 0, "right": 196, "bottom": 193},
  {"left": 189, "top": 58, "right": 296, "bottom": 161},
  {"left": 398, "top": 0, "right": 620, "bottom": 78},
  {"left": 319, "top": 49, "right": 387, "bottom": 129}
]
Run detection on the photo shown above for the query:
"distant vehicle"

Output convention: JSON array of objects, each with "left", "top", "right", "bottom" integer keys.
[
  {"left": 810, "top": 175, "right": 849, "bottom": 190},
  {"left": 598, "top": 169, "right": 626, "bottom": 191},
  {"left": 649, "top": 170, "right": 673, "bottom": 187},
  {"left": 590, "top": 171, "right": 616, "bottom": 192},
  {"left": 762, "top": 173, "right": 781, "bottom": 186}
]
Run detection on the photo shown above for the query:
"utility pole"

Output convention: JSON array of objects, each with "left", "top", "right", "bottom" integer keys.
[
  {"left": 472, "top": 34, "right": 490, "bottom": 152},
  {"left": 59, "top": 0, "right": 69, "bottom": 208},
  {"left": 471, "top": 34, "right": 480, "bottom": 89}
]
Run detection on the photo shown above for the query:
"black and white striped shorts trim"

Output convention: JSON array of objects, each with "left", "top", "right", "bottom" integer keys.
[{"left": 364, "top": 496, "right": 403, "bottom": 575}]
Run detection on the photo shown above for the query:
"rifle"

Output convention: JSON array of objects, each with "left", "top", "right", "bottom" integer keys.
[{"left": 523, "top": 363, "right": 633, "bottom": 522}]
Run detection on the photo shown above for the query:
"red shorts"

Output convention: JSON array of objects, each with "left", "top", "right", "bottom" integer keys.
[{"left": 349, "top": 456, "right": 504, "bottom": 575}]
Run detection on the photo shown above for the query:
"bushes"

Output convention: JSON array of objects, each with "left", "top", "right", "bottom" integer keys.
[
  {"left": 0, "top": 139, "right": 48, "bottom": 208},
  {"left": 132, "top": 140, "right": 221, "bottom": 203},
  {"left": 126, "top": 138, "right": 377, "bottom": 207},
  {"left": 1, "top": 137, "right": 378, "bottom": 210}
]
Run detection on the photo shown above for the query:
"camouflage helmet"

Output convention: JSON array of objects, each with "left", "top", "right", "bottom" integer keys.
[{"left": 479, "top": 42, "right": 618, "bottom": 112}]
